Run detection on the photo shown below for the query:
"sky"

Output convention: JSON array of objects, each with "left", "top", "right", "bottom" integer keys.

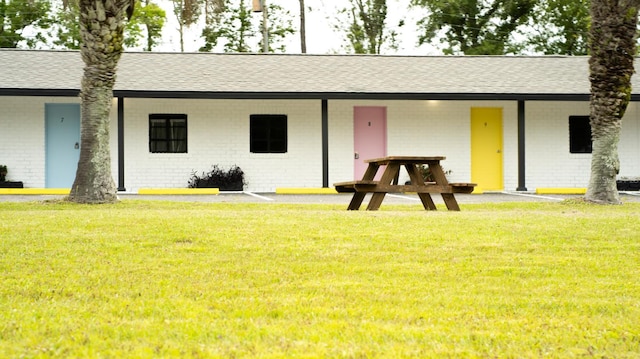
[{"left": 150, "top": 0, "right": 435, "bottom": 55}]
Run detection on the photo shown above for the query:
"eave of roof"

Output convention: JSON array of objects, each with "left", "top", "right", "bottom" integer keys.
[
  {"left": 0, "top": 89, "right": 595, "bottom": 101},
  {"left": 0, "top": 49, "right": 636, "bottom": 101},
  {"left": 111, "top": 90, "right": 593, "bottom": 101}
]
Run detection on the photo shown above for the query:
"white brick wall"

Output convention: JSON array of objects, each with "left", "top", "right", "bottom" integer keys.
[
  {"left": 526, "top": 102, "right": 589, "bottom": 188},
  {"left": 123, "top": 99, "right": 322, "bottom": 192},
  {"left": 2, "top": 96, "right": 639, "bottom": 192},
  {"left": 619, "top": 102, "right": 640, "bottom": 177},
  {"left": 525, "top": 101, "right": 640, "bottom": 189}
]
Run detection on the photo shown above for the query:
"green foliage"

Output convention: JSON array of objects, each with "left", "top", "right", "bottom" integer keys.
[
  {"left": 0, "top": 165, "right": 6, "bottom": 182},
  {"left": 336, "top": 0, "right": 400, "bottom": 54},
  {"left": 50, "top": 0, "right": 165, "bottom": 50},
  {"left": 127, "top": 0, "right": 167, "bottom": 50},
  {"left": 523, "top": 0, "right": 590, "bottom": 55},
  {"left": 0, "top": 0, "right": 51, "bottom": 48},
  {"left": 411, "top": 0, "right": 535, "bottom": 55},
  {"left": 262, "top": 2, "right": 295, "bottom": 52},
  {"left": 418, "top": 164, "right": 451, "bottom": 181},
  {"left": 200, "top": 0, "right": 254, "bottom": 52},
  {"left": 200, "top": 0, "right": 294, "bottom": 53},
  {"left": 50, "top": 1, "right": 81, "bottom": 49},
  {"left": 1, "top": 201, "right": 639, "bottom": 356}
]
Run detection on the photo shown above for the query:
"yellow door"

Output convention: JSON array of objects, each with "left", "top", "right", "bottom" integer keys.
[{"left": 471, "top": 108, "right": 503, "bottom": 192}]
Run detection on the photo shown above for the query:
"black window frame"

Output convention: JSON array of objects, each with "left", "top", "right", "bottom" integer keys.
[
  {"left": 250, "top": 114, "right": 288, "bottom": 153},
  {"left": 569, "top": 115, "right": 592, "bottom": 154},
  {"left": 149, "top": 114, "right": 188, "bottom": 154}
]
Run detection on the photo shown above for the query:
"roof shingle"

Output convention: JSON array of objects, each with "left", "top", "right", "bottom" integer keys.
[{"left": 1, "top": 49, "right": 633, "bottom": 99}]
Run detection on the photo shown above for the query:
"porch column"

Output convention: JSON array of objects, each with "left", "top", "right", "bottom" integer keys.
[
  {"left": 322, "top": 99, "right": 329, "bottom": 188},
  {"left": 117, "top": 96, "right": 126, "bottom": 191},
  {"left": 517, "top": 100, "right": 527, "bottom": 191}
]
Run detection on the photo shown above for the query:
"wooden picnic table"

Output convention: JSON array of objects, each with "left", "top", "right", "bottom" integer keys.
[{"left": 334, "top": 156, "right": 476, "bottom": 211}]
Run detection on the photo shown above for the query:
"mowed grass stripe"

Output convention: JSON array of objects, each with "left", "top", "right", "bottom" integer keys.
[{"left": 0, "top": 201, "right": 639, "bottom": 358}]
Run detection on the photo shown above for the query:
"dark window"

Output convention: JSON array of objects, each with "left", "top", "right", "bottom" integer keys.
[
  {"left": 250, "top": 114, "right": 287, "bottom": 153},
  {"left": 569, "top": 116, "right": 592, "bottom": 153},
  {"left": 149, "top": 114, "right": 187, "bottom": 153}
]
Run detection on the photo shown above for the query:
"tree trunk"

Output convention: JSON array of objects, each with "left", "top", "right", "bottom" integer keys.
[
  {"left": 261, "top": 0, "right": 268, "bottom": 52},
  {"left": 144, "top": 0, "right": 153, "bottom": 51},
  {"left": 299, "top": 0, "right": 306, "bottom": 53},
  {"left": 69, "top": 0, "right": 132, "bottom": 204},
  {"left": 585, "top": 0, "right": 639, "bottom": 204}
]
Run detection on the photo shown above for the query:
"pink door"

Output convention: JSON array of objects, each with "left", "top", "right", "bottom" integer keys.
[{"left": 354, "top": 106, "right": 387, "bottom": 180}]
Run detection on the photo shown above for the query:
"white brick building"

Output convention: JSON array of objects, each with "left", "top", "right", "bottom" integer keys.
[{"left": 1, "top": 50, "right": 639, "bottom": 192}]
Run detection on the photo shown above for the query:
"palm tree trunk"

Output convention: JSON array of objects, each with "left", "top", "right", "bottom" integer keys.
[
  {"left": 69, "top": 0, "right": 132, "bottom": 204},
  {"left": 69, "top": 76, "right": 118, "bottom": 203},
  {"left": 585, "top": 0, "right": 639, "bottom": 204}
]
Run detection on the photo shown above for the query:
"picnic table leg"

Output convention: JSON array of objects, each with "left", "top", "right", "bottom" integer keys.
[
  {"left": 441, "top": 194, "right": 461, "bottom": 211},
  {"left": 347, "top": 163, "right": 380, "bottom": 210},
  {"left": 367, "top": 163, "right": 400, "bottom": 210},
  {"left": 405, "top": 164, "right": 437, "bottom": 210},
  {"left": 428, "top": 163, "right": 461, "bottom": 211},
  {"left": 361, "top": 163, "right": 380, "bottom": 181},
  {"left": 347, "top": 193, "right": 366, "bottom": 210}
]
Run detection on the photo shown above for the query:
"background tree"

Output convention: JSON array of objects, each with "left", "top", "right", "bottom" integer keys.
[
  {"left": 172, "top": 0, "right": 202, "bottom": 52},
  {"left": 585, "top": 0, "right": 640, "bottom": 204},
  {"left": 201, "top": 0, "right": 253, "bottom": 52},
  {"left": 0, "top": 0, "right": 51, "bottom": 48},
  {"left": 68, "top": 0, "right": 135, "bottom": 204},
  {"left": 261, "top": 2, "right": 294, "bottom": 52},
  {"left": 51, "top": 1, "right": 82, "bottom": 49},
  {"left": 336, "top": 0, "right": 400, "bottom": 54},
  {"left": 410, "top": 0, "right": 535, "bottom": 55},
  {"left": 523, "top": 0, "right": 590, "bottom": 55},
  {"left": 200, "top": 0, "right": 293, "bottom": 53},
  {"left": 130, "top": 0, "right": 166, "bottom": 51}
]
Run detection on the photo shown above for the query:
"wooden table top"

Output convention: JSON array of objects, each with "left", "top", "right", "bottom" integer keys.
[{"left": 364, "top": 156, "right": 446, "bottom": 164}]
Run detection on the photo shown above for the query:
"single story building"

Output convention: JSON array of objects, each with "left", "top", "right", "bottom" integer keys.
[{"left": 1, "top": 49, "right": 639, "bottom": 193}]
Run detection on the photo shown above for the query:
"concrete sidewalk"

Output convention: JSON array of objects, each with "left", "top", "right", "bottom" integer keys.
[{"left": 2, "top": 191, "right": 639, "bottom": 204}]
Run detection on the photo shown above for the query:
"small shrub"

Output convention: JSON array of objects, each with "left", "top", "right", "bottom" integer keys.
[
  {"left": 404, "top": 165, "right": 452, "bottom": 184},
  {"left": 419, "top": 164, "right": 452, "bottom": 182},
  {"left": 188, "top": 165, "right": 245, "bottom": 191},
  {"left": 0, "top": 165, "right": 7, "bottom": 182},
  {"left": 617, "top": 176, "right": 640, "bottom": 191}
]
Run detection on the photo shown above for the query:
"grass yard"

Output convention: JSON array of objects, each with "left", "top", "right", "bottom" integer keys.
[{"left": 0, "top": 199, "right": 639, "bottom": 358}]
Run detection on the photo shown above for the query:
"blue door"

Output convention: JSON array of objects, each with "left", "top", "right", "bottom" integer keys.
[{"left": 45, "top": 104, "right": 81, "bottom": 188}]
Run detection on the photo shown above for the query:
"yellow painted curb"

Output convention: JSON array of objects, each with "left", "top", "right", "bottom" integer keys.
[
  {"left": 0, "top": 188, "right": 70, "bottom": 195},
  {"left": 536, "top": 188, "right": 587, "bottom": 195},
  {"left": 276, "top": 188, "right": 338, "bottom": 194},
  {"left": 138, "top": 188, "right": 220, "bottom": 195}
]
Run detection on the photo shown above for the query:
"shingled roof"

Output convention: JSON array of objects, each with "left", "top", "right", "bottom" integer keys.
[{"left": 2, "top": 49, "right": 639, "bottom": 100}]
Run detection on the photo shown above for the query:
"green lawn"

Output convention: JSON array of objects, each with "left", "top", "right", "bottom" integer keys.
[{"left": 1, "top": 200, "right": 639, "bottom": 358}]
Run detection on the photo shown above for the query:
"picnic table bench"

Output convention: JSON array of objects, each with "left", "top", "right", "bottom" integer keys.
[{"left": 334, "top": 156, "right": 476, "bottom": 211}]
